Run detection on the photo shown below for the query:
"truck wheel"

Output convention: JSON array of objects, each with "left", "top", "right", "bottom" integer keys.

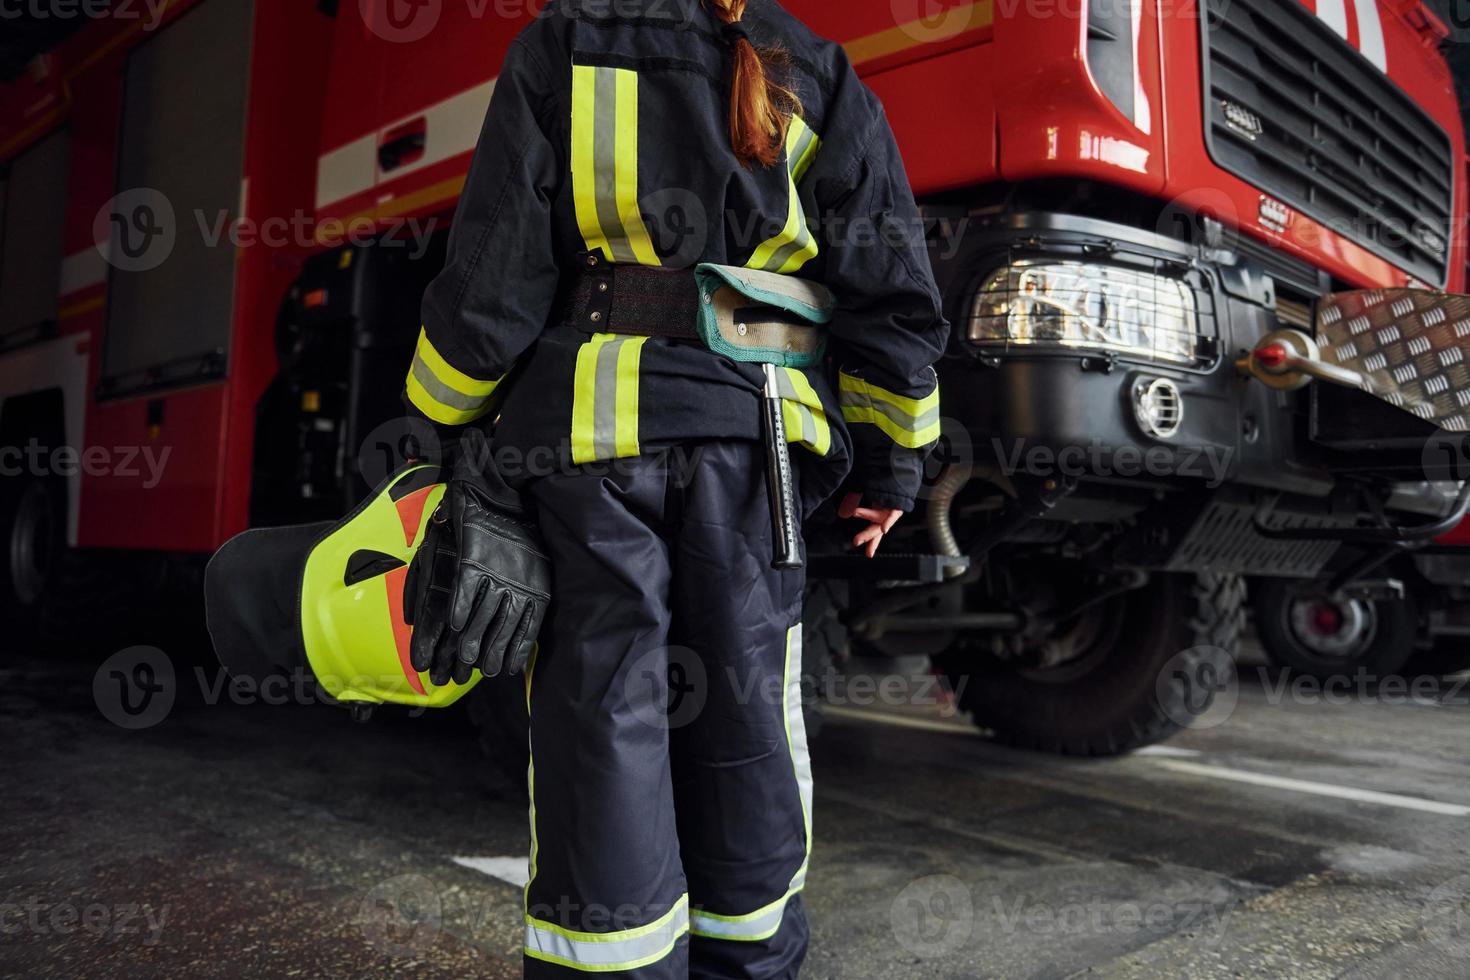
[
  {"left": 940, "top": 574, "right": 1246, "bottom": 756},
  {"left": 1253, "top": 578, "right": 1415, "bottom": 681},
  {"left": 1, "top": 476, "right": 65, "bottom": 643}
]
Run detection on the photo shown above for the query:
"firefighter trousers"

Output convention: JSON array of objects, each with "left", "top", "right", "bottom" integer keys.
[{"left": 521, "top": 441, "right": 812, "bottom": 979}]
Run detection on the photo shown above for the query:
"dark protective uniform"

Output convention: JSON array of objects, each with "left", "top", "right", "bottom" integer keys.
[{"left": 404, "top": 1, "right": 948, "bottom": 975}]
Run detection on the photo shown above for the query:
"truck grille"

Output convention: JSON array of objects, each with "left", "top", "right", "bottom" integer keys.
[{"left": 1201, "top": 0, "right": 1454, "bottom": 286}]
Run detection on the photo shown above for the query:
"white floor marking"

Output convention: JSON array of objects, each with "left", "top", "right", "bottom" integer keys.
[
  {"left": 823, "top": 705, "right": 974, "bottom": 736},
  {"left": 1134, "top": 745, "right": 1203, "bottom": 758},
  {"left": 1154, "top": 760, "right": 1470, "bottom": 816},
  {"left": 452, "top": 856, "right": 530, "bottom": 887}
]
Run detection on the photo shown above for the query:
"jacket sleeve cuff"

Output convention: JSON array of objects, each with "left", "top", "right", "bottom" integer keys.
[
  {"left": 404, "top": 327, "right": 504, "bottom": 426},
  {"left": 858, "top": 488, "right": 917, "bottom": 513}
]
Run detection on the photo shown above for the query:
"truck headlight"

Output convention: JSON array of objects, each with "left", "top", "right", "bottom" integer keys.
[{"left": 968, "top": 261, "right": 1201, "bottom": 365}]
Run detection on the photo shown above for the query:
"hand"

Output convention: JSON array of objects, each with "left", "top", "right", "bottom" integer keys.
[
  {"left": 404, "top": 474, "right": 551, "bottom": 686},
  {"left": 839, "top": 492, "right": 904, "bottom": 559}
]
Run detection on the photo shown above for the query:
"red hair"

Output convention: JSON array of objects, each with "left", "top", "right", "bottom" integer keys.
[{"left": 705, "top": 0, "right": 801, "bottom": 168}]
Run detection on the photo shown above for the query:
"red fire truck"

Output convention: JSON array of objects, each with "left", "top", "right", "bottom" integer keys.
[{"left": 1, "top": 0, "right": 1466, "bottom": 751}]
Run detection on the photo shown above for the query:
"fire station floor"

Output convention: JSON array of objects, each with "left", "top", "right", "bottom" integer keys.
[{"left": 5, "top": 639, "right": 1470, "bottom": 979}]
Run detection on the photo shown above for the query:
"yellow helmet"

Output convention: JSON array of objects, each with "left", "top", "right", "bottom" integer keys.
[{"left": 206, "top": 464, "right": 481, "bottom": 710}]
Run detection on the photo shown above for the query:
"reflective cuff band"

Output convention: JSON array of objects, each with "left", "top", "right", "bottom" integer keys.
[
  {"left": 404, "top": 328, "right": 502, "bottom": 425},
  {"left": 690, "top": 884, "right": 803, "bottom": 943},
  {"left": 838, "top": 372, "right": 941, "bottom": 449},
  {"left": 771, "top": 367, "right": 831, "bottom": 456},
  {"left": 570, "top": 333, "right": 646, "bottom": 465},
  {"left": 524, "top": 895, "right": 689, "bottom": 972}
]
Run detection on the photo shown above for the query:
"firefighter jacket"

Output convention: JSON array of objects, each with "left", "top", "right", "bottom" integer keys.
[{"left": 405, "top": 0, "right": 950, "bottom": 512}]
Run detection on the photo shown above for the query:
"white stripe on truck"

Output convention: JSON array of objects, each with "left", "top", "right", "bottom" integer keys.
[{"left": 315, "top": 79, "right": 496, "bottom": 210}]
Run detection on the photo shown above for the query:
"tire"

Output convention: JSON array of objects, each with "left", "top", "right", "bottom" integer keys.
[
  {"left": 940, "top": 574, "right": 1247, "bottom": 756},
  {"left": 1253, "top": 578, "right": 1416, "bottom": 681},
  {"left": 1, "top": 475, "right": 65, "bottom": 647}
]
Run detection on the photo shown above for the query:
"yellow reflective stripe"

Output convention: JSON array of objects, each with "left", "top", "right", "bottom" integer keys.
[
  {"left": 614, "top": 69, "right": 660, "bottom": 266},
  {"left": 571, "top": 64, "right": 660, "bottom": 266},
  {"left": 838, "top": 372, "right": 942, "bottom": 449},
  {"left": 691, "top": 622, "right": 811, "bottom": 944},
  {"left": 405, "top": 371, "right": 494, "bottom": 426},
  {"left": 747, "top": 118, "right": 822, "bottom": 274},
  {"left": 789, "top": 117, "right": 820, "bottom": 182},
  {"left": 571, "top": 66, "right": 611, "bottom": 260},
  {"left": 524, "top": 645, "right": 539, "bottom": 913},
  {"left": 613, "top": 334, "right": 644, "bottom": 457},
  {"left": 570, "top": 333, "right": 613, "bottom": 464},
  {"left": 524, "top": 895, "right": 689, "bottom": 972},
  {"left": 776, "top": 367, "right": 830, "bottom": 456},
  {"left": 413, "top": 328, "right": 500, "bottom": 397},
  {"left": 404, "top": 328, "right": 502, "bottom": 424},
  {"left": 570, "top": 334, "right": 646, "bottom": 464},
  {"left": 690, "top": 885, "right": 802, "bottom": 942}
]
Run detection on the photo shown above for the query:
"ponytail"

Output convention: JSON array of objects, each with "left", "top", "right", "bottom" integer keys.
[{"left": 705, "top": 0, "right": 801, "bottom": 169}]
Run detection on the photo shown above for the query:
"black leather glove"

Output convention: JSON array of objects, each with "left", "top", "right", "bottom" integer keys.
[{"left": 404, "top": 431, "right": 551, "bottom": 686}]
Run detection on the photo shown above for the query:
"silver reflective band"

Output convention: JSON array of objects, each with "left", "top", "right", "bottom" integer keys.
[
  {"left": 524, "top": 895, "right": 689, "bottom": 972},
  {"left": 837, "top": 389, "right": 941, "bottom": 434},
  {"left": 690, "top": 624, "right": 813, "bottom": 944},
  {"left": 690, "top": 890, "right": 794, "bottom": 942}
]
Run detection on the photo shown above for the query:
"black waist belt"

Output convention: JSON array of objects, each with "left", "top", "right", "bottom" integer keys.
[{"left": 554, "top": 252, "right": 702, "bottom": 340}]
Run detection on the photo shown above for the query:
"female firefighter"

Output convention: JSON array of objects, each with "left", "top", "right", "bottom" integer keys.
[{"left": 401, "top": 0, "right": 948, "bottom": 975}]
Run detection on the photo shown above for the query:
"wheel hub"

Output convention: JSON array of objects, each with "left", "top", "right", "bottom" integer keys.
[{"left": 1288, "top": 595, "right": 1375, "bottom": 659}]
